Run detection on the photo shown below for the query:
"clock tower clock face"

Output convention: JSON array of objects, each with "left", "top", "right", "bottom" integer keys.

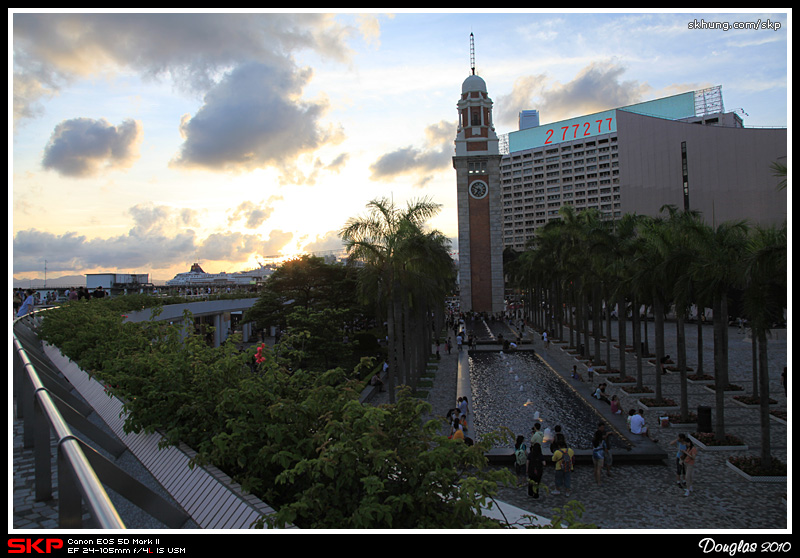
[{"left": 469, "top": 180, "right": 488, "bottom": 199}]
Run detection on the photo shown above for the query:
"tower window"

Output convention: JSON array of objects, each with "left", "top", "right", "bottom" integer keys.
[
  {"left": 471, "top": 110, "right": 481, "bottom": 126},
  {"left": 469, "top": 161, "right": 487, "bottom": 174}
]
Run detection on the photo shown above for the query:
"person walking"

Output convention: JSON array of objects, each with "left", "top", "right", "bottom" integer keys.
[
  {"left": 591, "top": 429, "right": 605, "bottom": 486},
  {"left": 514, "top": 435, "right": 528, "bottom": 482},
  {"left": 603, "top": 428, "right": 614, "bottom": 478},
  {"left": 16, "top": 289, "right": 36, "bottom": 317},
  {"left": 526, "top": 443, "right": 546, "bottom": 499},
  {"left": 681, "top": 439, "right": 699, "bottom": 496},
  {"left": 669, "top": 433, "right": 689, "bottom": 488},
  {"left": 551, "top": 434, "right": 574, "bottom": 497}
]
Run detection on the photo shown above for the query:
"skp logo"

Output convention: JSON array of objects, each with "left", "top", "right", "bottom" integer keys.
[{"left": 8, "top": 539, "right": 64, "bottom": 554}]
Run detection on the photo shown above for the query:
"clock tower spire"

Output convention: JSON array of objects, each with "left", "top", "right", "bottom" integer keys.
[{"left": 453, "top": 33, "right": 504, "bottom": 315}]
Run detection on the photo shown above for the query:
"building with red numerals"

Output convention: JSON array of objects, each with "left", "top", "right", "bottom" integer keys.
[{"left": 498, "top": 85, "right": 787, "bottom": 251}]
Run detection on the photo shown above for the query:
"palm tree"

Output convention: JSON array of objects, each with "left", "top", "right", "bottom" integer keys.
[
  {"left": 690, "top": 219, "right": 749, "bottom": 440},
  {"left": 400, "top": 227, "right": 456, "bottom": 390},
  {"left": 340, "top": 197, "right": 451, "bottom": 403},
  {"left": 637, "top": 215, "right": 673, "bottom": 403},
  {"left": 606, "top": 213, "right": 643, "bottom": 381},
  {"left": 741, "top": 223, "right": 787, "bottom": 470},
  {"left": 645, "top": 206, "right": 706, "bottom": 418},
  {"left": 556, "top": 206, "right": 598, "bottom": 361},
  {"left": 770, "top": 160, "right": 787, "bottom": 191},
  {"left": 523, "top": 218, "right": 568, "bottom": 341}
]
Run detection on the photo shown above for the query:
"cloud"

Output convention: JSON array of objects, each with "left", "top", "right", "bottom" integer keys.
[
  {"left": 198, "top": 230, "right": 293, "bottom": 263},
  {"left": 41, "top": 117, "right": 143, "bottom": 178},
  {"left": 12, "top": 13, "right": 357, "bottom": 127},
  {"left": 11, "top": 202, "right": 293, "bottom": 275},
  {"left": 11, "top": 225, "right": 196, "bottom": 275},
  {"left": 169, "top": 61, "right": 344, "bottom": 177},
  {"left": 227, "top": 197, "right": 283, "bottom": 229},
  {"left": 496, "top": 62, "right": 653, "bottom": 126},
  {"left": 300, "top": 230, "right": 346, "bottom": 254},
  {"left": 369, "top": 120, "right": 456, "bottom": 187}
]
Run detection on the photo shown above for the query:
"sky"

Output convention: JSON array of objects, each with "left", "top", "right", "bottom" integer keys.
[{"left": 10, "top": 10, "right": 790, "bottom": 283}]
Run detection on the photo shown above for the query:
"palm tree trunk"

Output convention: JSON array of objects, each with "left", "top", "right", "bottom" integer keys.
[
  {"left": 676, "top": 314, "right": 689, "bottom": 421},
  {"left": 583, "top": 292, "right": 592, "bottom": 361},
  {"left": 556, "top": 282, "right": 564, "bottom": 341},
  {"left": 568, "top": 284, "right": 575, "bottom": 349},
  {"left": 713, "top": 294, "right": 729, "bottom": 439},
  {"left": 757, "top": 331, "right": 773, "bottom": 470},
  {"left": 696, "top": 313, "right": 704, "bottom": 377},
  {"left": 593, "top": 284, "right": 602, "bottom": 365},
  {"left": 605, "top": 297, "right": 612, "bottom": 371},
  {"left": 386, "top": 292, "right": 398, "bottom": 404},
  {"left": 618, "top": 297, "right": 627, "bottom": 379},
  {"left": 654, "top": 297, "right": 665, "bottom": 402},
  {"left": 632, "top": 295, "right": 643, "bottom": 389},
  {"left": 751, "top": 335, "right": 759, "bottom": 397}
]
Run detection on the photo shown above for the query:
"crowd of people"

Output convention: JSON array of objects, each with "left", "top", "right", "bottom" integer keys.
[
  {"left": 511, "top": 422, "right": 609, "bottom": 499},
  {"left": 13, "top": 286, "right": 107, "bottom": 318},
  {"left": 447, "top": 396, "right": 471, "bottom": 443},
  {"left": 504, "top": 406, "right": 703, "bottom": 502}
]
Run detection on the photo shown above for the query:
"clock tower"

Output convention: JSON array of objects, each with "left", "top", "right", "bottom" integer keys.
[{"left": 453, "top": 34, "right": 504, "bottom": 315}]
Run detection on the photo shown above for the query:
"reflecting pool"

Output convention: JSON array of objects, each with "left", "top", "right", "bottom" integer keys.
[{"left": 469, "top": 350, "right": 609, "bottom": 450}]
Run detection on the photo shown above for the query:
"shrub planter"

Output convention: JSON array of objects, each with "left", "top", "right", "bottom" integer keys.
[
  {"left": 664, "top": 366, "right": 693, "bottom": 373},
  {"left": 732, "top": 395, "right": 778, "bottom": 409},
  {"left": 769, "top": 410, "right": 786, "bottom": 425},
  {"left": 666, "top": 411, "right": 697, "bottom": 425},
  {"left": 637, "top": 398, "right": 679, "bottom": 411},
  {"left": 689, "top": 433, "right": 748, "bottom": 451},
  {"left": 726, "top": 456, "right": 787, "bottom": 483},
  {"left": 606, "top": 375, "right": 637, "bottom": 386},
  {"left": 687, "top": 374, "right": 714, "bottom": 385},
  {"left": 703, "top": 384, "right": 745, "bottom": 396},
  {"left": 622, "top": 385, "right": 653, "bottom": 396}
]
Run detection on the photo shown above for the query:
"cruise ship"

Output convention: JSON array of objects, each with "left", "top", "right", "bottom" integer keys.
[{"left": 166, "top": 263, "right": 275, "bottom": 287}]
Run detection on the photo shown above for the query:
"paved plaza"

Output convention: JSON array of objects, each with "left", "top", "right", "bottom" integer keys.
[
  {"left": 12, "top": 316, "right": 788, "bottom": 531},
  {"left": 389, "top": 318, "right": 789, "bottom": 531}
]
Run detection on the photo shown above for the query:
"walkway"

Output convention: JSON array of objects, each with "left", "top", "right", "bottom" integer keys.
[
  {"left": 492, "top": 320, "right": 788, "bottom": 530},
  {"left": 13, "top": 318, "right": 788, "bottom": 531},
  {"left": 374, "top": 318, "right": 788, "bottom": 530}
]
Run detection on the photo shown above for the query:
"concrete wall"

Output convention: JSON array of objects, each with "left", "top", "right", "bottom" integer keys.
[{"left": 617, "top": 110, "right": 787, "bottom": 226}]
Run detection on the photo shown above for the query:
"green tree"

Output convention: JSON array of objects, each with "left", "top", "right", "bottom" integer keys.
[
  {"left": 258, "top": 388, "right": 514, "bottom": 529},
  {"left": 341, "top": 197, "right": 453, "bottom": 402},
  {"left": 38, "top": 296, "right": 518, "bottom": 529},
  {"left": 245, "top": 255, "right": 360, "bottom": 333},
  {"left": 741, "top": 223, "right": 786, "bottom": 470},
  {"left": 273, "top": 306, "right": 355, "bottom": 373},
  {"left": 690, "top": 220, "right": 749, "bottom": 440}
]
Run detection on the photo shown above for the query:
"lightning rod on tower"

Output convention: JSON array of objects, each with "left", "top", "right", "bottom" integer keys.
[{"left": 470, "top": 32, "right": 475, "bottom": 75}]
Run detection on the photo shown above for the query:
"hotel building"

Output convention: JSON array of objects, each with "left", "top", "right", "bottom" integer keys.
[{"left": 498, "top": 86, "right": 787, "bottom": 251}]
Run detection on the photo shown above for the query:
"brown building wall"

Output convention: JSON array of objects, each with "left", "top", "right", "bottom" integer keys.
[
  {"left": 617, "top": 110, "right": 787, "bottom": 226},
  {"left": 468, "top": 192, "right": 492, "bottom": 312}
]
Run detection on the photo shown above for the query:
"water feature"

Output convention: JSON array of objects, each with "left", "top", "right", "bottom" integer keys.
[{"left": 469, "top": 350, "right": 610, "bottom": 450}]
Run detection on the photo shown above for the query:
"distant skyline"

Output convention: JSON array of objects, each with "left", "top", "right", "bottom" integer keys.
[{"left": 11, "top": 10, "right": 789, "bottom": 282}]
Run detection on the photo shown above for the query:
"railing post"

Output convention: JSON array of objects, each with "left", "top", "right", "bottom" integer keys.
[
  {"left": 33, "top": 388, "right": 54, "bottom": 502},
  {"left": 57, "top": 439, "right": 84, "bottom": 529}
]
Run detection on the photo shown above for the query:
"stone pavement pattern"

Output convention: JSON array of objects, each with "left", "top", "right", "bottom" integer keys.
[
  {"left": 13, "top": 319, "right": 788, "bottom": 531},
  {"left": 374, "top": 320, "right": 789, "bottom": 531}
]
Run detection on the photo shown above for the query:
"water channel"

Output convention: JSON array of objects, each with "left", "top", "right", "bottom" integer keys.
[{"left": 464, "top": 317, "right": 614, "bottom": 450}]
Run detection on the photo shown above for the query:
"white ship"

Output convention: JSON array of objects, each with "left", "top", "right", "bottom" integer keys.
[{"left": 166, "top": 262, "right": 275, "bottom": 287}]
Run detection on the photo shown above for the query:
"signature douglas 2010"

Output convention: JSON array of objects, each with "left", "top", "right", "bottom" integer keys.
[{"left": 698, "top": 538, "right": 791, "bottom": 555}]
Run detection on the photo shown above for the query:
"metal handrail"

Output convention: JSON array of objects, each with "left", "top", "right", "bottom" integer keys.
[{"left": 13, "top": 326, "right": 126, "bottom": 529}]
